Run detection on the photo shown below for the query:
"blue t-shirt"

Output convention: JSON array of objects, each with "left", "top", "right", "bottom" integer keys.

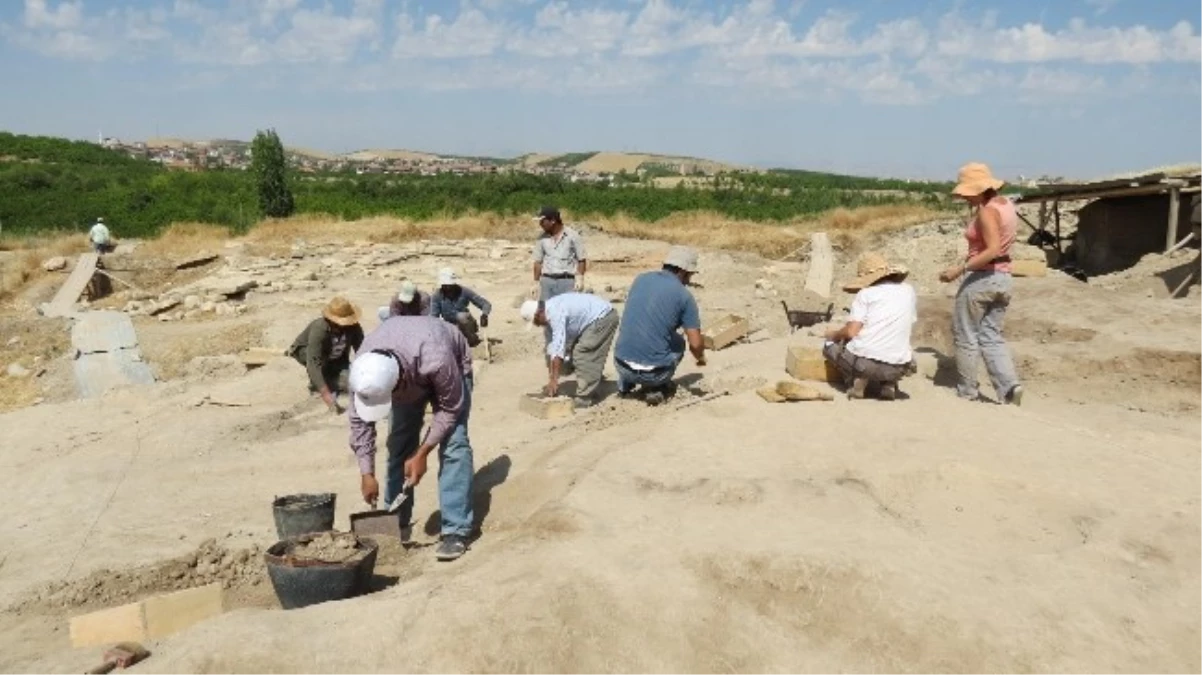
[{"left": 614, "top": 270, "right": 700, "bottom": 368}]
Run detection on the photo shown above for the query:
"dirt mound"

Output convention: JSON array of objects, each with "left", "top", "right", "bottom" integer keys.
[
  {"left": 278, "top": 531, "right": 371, "bottom": 565},
  {"left": 9, "top": 538, "right": 265, "bottom": 615}
]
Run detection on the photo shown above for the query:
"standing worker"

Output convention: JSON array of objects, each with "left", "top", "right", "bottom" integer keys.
[
  {"left": 430, "top": 267, "right": 491, "bottom": 347},
  {"left": 520, "top": 292, "right": 619, "bottom": 409},
  {"left": 531, "top": 206, "right": 587, "bottom": 301},
  {"left": 613, "top": 246, "right": 706, "bottom": 405},
  {"left": 939, "top": 162, "right": 1024, "bottom": 405},
  {"left": 89, "top": 217, "right": 112, "bottom": 254},
  {"left": 347, "top": 316, "right": 475, "bottom": 561},
  {"left": 287, "top": 297, "right": 365, "bottom": 414}
]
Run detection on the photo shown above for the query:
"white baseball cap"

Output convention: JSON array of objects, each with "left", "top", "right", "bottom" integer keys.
[
  {"left": 519, "top": 299, "right": 539, "bottom": 330},
  {"left": 437, "top": 267, "right": 460, "bottom": 286},
  {"left": 397, "top": 279, "right": 417, "bottom": 303},
  {"left": 349, "top": 352, "right": 399, "bottom": 423}
]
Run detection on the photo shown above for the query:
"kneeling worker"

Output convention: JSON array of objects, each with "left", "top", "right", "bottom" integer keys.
[
  {"left": 377, "top": 278, "right": 430, "bottom": 322},
  {"left": 430, "top": 267, "right": 491, "bottom": 347},
  {"left": 520, "top": 293, "right": 619, "bottom": 409},
  {"left": 287, "top": 296, "right": 364, "bottom": 414},
  {"left": 613, "top": 246, "right": 706, "bottom": 405},
  {"left": 347, "top": 316, "right": 475, "bottom": 561},
  {"left": 823, "top": 252, "right": 916, "bottom": 400}
]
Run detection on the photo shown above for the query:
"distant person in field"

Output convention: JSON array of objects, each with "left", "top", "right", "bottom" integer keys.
[
  {"left": 287, "top": 296, "right": 364, "bottom": 414},
  {"left": 429, "top": 267, "right": 491, "bottom": 348},
  {"left": 531, "top": 206, "right": 587, "bottom": 301},
  {"left": 823, "top": 252, "right": 916, "bottom": 400},
  {"left": 938, "top": 162, "right": 1023, "bottom": 405},
  {"left": 377, "top": 278, "right": 430, "bottom": 322},
  {"left": 89, "top": 217, "right": 112, "bottom": 254},
  {"left": 613, "top": 246, "right": 706, "bottom": 406}
]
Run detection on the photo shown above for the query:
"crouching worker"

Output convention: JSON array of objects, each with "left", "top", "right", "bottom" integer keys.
[
  {"left": 521, "top": 293, "right": 619, "bottom": 409},
  {"left": 347, "top": 316, "right": 475, "bottom": 561},
  {"left": 613, "top": 246, "right": 706, "bottom": 406},
  {"left": 823, "top": 252, "right": 916, "bottom": 400},
  {"left": 288, "top": 296, "right": 364, "bottom": 414},
  {"left": 377, "top": 278, "right": 430, "bottom": 322},
  {"left": 430, "top": 267, "right": 492, "bottom": 348}
]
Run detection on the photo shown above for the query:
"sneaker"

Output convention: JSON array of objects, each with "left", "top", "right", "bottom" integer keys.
[
  {"left": 879, "top": 383, "right": 897, "bottom": 401},
  {"left": 573, "top": 396, "right": 595, "bottom": 409},
  {"left": 1006, "top": 385, "right": 1024, "bottom": 407},
  {"left": 848, "top": 377, "right": 868, "bottom": 400},
  {"left": 644, "top": 390, "right": 665, "bottom": 406},
  {"left": 435, "top": 535, "right": 468, "bottom": 561}
]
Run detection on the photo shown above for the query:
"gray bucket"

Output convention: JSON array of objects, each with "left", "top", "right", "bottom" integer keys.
[{"left": 272, "top": 493, "right": 336, "bottom": 539}]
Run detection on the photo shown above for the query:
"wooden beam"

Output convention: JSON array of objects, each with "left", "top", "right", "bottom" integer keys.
[
  {"left": 1016, "top": 182, "right": 1185, "bottom": 204},
  {"left": 1166, "top": 187, "right": 1181, "bottom": 253}
]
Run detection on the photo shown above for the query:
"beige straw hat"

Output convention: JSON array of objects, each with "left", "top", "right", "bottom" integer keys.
[
  {"left": 322, "top": 296, "right": 362, "bottom": 327},
  {"left": 952, "top": 162, "right": 1005, "bottom": 196},
  {"left": 842, "top": 251, "right": 909, "bottom": 292}
]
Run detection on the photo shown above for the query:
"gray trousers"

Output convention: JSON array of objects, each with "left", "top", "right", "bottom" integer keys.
[
  {"left": 569, "top": 310, "right": 619, "bottom": 400},
  {"left": 953, "top": 271, "right": 1020, "bottom": 400},
  {"left": 539, "top": 276, "right": 575, "bottom": 302}
]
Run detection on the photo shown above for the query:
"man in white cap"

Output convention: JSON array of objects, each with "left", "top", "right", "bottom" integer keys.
[
  {"left": 612, "top": 246, "right": 706, "bottom": 405},
  {"left": 377, "top": 278, "right": 430, "bottom": 322},
  {"left": 520, "top": 292, "right": 618, "bottom": 409},
  {"left": 89, "top": 217, "right": 112, "bottom": 254},
  {"left": 430, "top": 267, "right": 492, "bottom": 347},
  {"left": 347, "top": 316, "right": 474, "bottom": 561}
]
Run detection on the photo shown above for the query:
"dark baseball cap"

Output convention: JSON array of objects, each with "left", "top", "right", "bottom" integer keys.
[{"left": 534, "top": 205, "right": 561, "bottom": 221}]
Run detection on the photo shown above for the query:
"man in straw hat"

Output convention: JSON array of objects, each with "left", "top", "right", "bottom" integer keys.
[
  {"left": 823, "top": 252, "right": 916, "bottom": 400},
  {"left": 430, "top": 267, "right": 492, "bottom": 348},
  {"left": 347, "top": 316, "right": 475, "bottom": 561},
  {"left": 519, "top": 292, "right": 619, "bottom": 409},
  {"left": 287, "top": 296, "right": 365, "bottom": 414},
  {"left": 377, "top": 278, "right": 430, "bottom": 322},
  {"left": 613, "top": 245, "right": 706, "bottom": 406}
]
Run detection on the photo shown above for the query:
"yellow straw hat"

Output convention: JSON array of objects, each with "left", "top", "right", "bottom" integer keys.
[
  {"left": 322, "top": 296, "right": 362, "bottom": 327},
  {"left": 842, "top": 251, "right": 910, "bottom": 292},
  {"left": 952, "top": 162, "right": 1005, "bottom": 196}
]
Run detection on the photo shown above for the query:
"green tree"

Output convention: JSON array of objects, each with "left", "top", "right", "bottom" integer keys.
[{"left": 250, "top": 128, "right": 294, "bottom": 218}]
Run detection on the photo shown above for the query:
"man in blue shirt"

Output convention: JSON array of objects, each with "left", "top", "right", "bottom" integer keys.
[
  {"left": 613, "top": 246, "right": 707, "bottom": 405},
  {"left": 430, "top": 267, "right": 492, "bottom": 348}
]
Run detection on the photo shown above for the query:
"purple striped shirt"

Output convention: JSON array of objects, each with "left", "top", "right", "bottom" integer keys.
[{"left": 348, "top": 316, "right": 472, "bottom": 475}]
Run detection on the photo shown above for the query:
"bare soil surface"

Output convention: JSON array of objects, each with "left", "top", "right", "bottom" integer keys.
[{"left": 0, "top": 222, "right": 1197, "bottom": 673}]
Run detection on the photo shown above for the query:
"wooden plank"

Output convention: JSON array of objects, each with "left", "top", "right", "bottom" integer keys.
[
  {"left": 803, "top": 233, "right": 833, "bottom": 299},
  {"left": 1016, "top": 182, "right": 1180, "bottom": 205},
  {"left": 44, "top": 252, "right": 99, "bottom": 318},
  {"left": 1166, "top": 187, "right": 1181, "bottom": 253},
  {"left": 142, "top": 584, "right": 224, "bottom": 640},
  {"left": 69, "top": 601, "right": 146, "bottom": 648}
]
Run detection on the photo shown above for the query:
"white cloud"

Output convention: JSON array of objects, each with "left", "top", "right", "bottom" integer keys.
[
  {"left": 393, "top": 9, "right": 505, "bottom": 59},
  {"left": 23, "top": 0, "right": 82, "bottom": 30}
]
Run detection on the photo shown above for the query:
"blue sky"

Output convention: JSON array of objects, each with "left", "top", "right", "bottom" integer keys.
[{"left": 0, "top": 0, "right": 1198, "bottom": 178}]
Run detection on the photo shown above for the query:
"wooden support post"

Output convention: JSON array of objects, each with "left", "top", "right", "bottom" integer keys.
[
  {"left": 1165, "top": 187, "right": 1181, "bottom": 253},
  {"left": 1038, "top": 201, "right": 1047, "bottom": 231},
  {"left": 1053, "top": 201, "right": 1063, "bottom": 256}
]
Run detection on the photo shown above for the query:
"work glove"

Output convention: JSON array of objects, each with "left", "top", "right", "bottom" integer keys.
[
  {"left": 528, "top": 283, "right": 539, "bottom": 300},
  {"left": 480, "top": 314, "right": 489, "bottom": 328},
  {"left": 574, "top": 277, "right": 585, "bottom": 292}
]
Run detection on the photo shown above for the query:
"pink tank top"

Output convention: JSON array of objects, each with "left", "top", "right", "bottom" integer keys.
[{"left": 965, "top": 197, "right": 1017, "bottom": 273}]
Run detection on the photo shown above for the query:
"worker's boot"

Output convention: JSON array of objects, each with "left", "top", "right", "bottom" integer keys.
[
  {"left": 436, "top": 534, "right": 468, "bottom": 562},
  {"left": 848, "top": 377, "right": 868, "bottom": 400},
  {"left": 879, "top": 382, "right": 897, "bottom": 401}
]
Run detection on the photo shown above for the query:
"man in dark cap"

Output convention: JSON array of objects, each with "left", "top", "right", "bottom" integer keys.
[{"left": 531, "top": 205, "right": 587, "bottom": 302}]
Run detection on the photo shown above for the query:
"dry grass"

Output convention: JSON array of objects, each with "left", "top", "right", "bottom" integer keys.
[
  {"left": 136, "top": 222, "right": 233, "bottom": 258},
  {"left": 0, "top": 315, "right": 71, "bottom": 412},
  {"left": 139, "top": 320, "right": 265, "bottom": 380},
  {"left": 0, "top": 233, "right": 87, "bottom": 305},
  {"left": 243, "top": 212, "right": 533, "bottom": 249},
  {"left": 593, "top": 204, "right": 944, "bottom": 259}
]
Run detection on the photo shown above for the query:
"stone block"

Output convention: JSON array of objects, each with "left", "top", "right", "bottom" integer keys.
[
  {"left": 703, "top": 314, "right": 750, "bottom": 351},
  {"left": 69, "top": 601, "right": 145, "bottom": 648},
  {"left": 785, "top": 345, "right": 840, "bottom": 384},
  {"left": 519, "top": 393, "right": 574, "bottom": 419},
  {"left": 1011, "top": 259, "right": 1048, "bottom": 278},
  {"left": 143, "top": 583, "right": 224, "bottom": 640}
]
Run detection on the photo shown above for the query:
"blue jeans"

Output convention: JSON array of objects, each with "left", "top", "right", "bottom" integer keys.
[
  {"left": 384, "top": 376, "right": 474, "bottom": 537},
  {"left": 614, "top": 334, "right": 685, "bottom": 393}
]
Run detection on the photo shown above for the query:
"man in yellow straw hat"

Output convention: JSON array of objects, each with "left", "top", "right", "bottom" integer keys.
[
  {"left": 824, "top": 251, "right": 916, "bottom": 400},
  {"left": 287, "top": 296, "right": 365, "bottom": 414}
]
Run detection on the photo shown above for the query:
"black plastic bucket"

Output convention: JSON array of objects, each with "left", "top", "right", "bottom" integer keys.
[
  {"left": 272, "top": 493, "right": 336, "bottom": 539},
  {"left": 264, "top": 533, "right": 379, "bottom": 610}
]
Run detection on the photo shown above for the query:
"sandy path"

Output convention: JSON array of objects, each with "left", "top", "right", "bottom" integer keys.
[{"left": 0, "top": 231, "right": 1197, "bottom": 673}]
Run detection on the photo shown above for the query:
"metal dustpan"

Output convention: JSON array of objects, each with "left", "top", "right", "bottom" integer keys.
[{"left": 349, "top": 490, "right": 408, "bottom": 539}]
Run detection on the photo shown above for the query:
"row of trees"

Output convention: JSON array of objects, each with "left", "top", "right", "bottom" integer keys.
[{"left": 0, "top": 131, "right": 951, "bottom": 238}]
